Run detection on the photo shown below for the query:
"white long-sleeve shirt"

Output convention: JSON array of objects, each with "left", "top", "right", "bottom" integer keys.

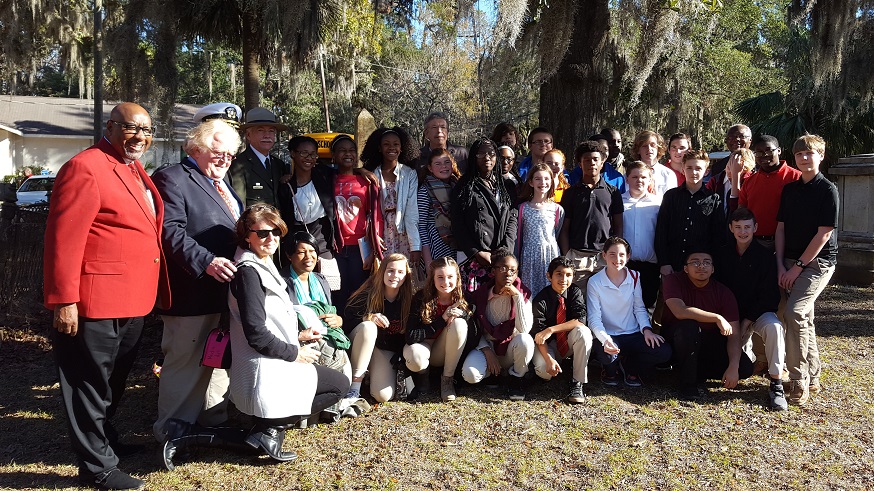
[
  {"left": 586, "top": 268, "right": 651, "bottom": 344},
  {"left": 475, "top": 290, "right": 533, "bottom": 350}
]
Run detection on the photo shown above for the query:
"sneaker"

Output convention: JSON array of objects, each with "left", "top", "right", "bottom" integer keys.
[
  {"left": 787, "top": 379, "right": 809, "bottom": 406},
  {"left": 809, "top": 379, "right": 822, "bottom": 395},
  {"left": 482, "top": 374, "right": 501, "bottom": 389},
  {"left": 567, "top": 379, "right": 585, "bottom": 404},
  {"left": 619, "top": 361, "right": 642, "bottom": 387},
  {"left": 601, "top": 369, "right": 619, "bottom": 387},
  {"left": 507, "top": 375, "right": 526, "bottom": 401},
  {"left": 768, "top": 379, "right": 788, "bottom": 411},
  {"left": 677, "top": 385, "right": 701, "bottom": 402},
  {"left": 440, "top": 375, "right": 456, "bottom": 402}
]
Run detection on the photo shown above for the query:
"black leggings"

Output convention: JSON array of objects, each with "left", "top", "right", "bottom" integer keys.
[{"left": 260, "top": 365, "right": 350, "bottom": 427}]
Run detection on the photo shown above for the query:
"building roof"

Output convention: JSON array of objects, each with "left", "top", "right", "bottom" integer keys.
[{"left": 0, "top": 95, "right": 202, "bottom": 140}]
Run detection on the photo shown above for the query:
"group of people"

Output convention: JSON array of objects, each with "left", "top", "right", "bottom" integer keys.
[{"left": 42, "top": 102, "right": 838, "bottom": 490}]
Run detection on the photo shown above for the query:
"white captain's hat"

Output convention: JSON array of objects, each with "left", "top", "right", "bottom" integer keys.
[{"left": 193, "top": 102, "right": 243, "bottom": 128}]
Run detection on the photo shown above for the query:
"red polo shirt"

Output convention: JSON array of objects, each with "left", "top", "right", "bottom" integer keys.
[{"left": 738, "top": 163, "right": 801, "bottom": 236}]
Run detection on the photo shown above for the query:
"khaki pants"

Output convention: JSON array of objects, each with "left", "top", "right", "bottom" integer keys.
[
  {"left": 781, "top": 258, "right": 834, "bottom": 384},
  {"left": 532, "top": 325, "right": 593, "bottom": 383},
  {"left": 403, "top": 318, "right": 468, "bottom": 377},
  {"left": 566, "top": 248, "right": 605, "bottom": 295},
  {"left": 461, "top": 333, "right": 535, "bottom": 383},
  {"left": 349, "top": 321, "right": 397, "bottom": 403},
  {"left": 154, "top": 314, "right": 230, "bottom": 442},
  {"left": 741, "top": 312, "right": 785, "bottom": 378}
]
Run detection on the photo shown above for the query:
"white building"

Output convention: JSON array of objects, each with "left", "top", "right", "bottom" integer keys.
[{"left": 0, "top": 95, "right": 202, "bottom": 177}]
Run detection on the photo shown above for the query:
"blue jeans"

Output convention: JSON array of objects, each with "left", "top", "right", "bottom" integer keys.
[{"left": 334, "top": 244, "right": 368, "bottom": 322}]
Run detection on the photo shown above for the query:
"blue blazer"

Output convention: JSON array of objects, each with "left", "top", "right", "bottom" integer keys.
[{"left": 152, "top": 158, "right": 242, "bottom": 316}]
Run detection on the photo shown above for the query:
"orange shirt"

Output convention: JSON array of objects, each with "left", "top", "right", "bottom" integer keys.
[{"left": 739, "top": 163, "right": 801, "bottom": 236}]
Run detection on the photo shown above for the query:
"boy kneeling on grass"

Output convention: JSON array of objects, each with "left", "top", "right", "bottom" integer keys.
[
  {"left": 531, "top": 256, "right": 593, "bottom": 404},
  {"left": 587, "top": 237, "right": 672, "bottom": 388}
]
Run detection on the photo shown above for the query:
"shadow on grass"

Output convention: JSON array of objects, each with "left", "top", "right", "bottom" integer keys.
[{"left": 0, "top": 471, "right": 82, "bottom": 490}]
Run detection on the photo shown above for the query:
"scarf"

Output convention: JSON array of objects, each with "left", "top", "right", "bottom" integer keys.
[
  {"left": 424, "top": 174, "right": 457, "bottom": 248},
  {"left": 289, "top": 269, "right": 329, "bottom": 305}
]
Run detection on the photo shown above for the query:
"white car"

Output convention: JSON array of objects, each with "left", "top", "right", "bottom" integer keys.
[{"left": 16, "top": 175, "right": 55, "bottom": 205}]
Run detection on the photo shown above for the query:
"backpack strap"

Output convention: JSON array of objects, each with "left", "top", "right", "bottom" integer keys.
[{"left": 629, "top": 270, "right": 639, "bottom": 289}]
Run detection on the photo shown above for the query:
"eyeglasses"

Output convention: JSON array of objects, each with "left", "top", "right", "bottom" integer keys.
[
  {"left": 209, "top": 150, "right": 235, "bottom": 162},
  {"left": 495, "top": 266, "right": 518, "bottom": 275},
  {"left": 501, "top": 156, "right": 515, "bottom": 162},
  {"left": 109, "top": 120, "right": 156, "bottom": 137},
  {"left": 753, "top": 148, "right": 779, "bottom": 157},
  {"left": 476, "top": 151, "right": 497, "bottom": 159},
  {"left": 295, "top": 150, "right": 319, "bottom": 160},
  {"left": 531, "top": 139, "right": 553, "bottom": 146},
  {"left": 686, "top": 260, "right": 713, "bottom": 268},
  {"left": 249, "top": 228, "right": 281, "bottom": 239}
]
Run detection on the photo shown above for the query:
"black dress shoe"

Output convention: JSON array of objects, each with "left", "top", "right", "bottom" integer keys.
[
  {"left": 79, "top": 468, "right": 144, "bottom": 490},
  {"left": 245, "top": 426, "right": 297, "bottom": 462}
]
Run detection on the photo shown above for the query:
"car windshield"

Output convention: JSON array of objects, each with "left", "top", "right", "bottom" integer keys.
[{"left": 19, "top": 178, "right": 53, "bottom": 192}]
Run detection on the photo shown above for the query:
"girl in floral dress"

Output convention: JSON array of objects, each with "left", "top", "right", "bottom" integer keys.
[
  {"left": 361, "top": 128, "right": 421, "bottom": 269},
  {"left": 516, "top": 163, "right": 564, "bottom": 296}
]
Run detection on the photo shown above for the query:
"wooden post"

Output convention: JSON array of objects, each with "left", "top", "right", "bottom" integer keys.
[{"left": 356, "top": 109, "right": 376, "bottom": 163}]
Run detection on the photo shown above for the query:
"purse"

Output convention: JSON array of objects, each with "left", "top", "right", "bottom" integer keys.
[{"left": 201, "top": 313, "right": 232, "bottom": 369}]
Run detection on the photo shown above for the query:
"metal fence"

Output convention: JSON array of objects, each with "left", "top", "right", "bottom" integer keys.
[{"left": 0, "top": 202, "right": 49, "bottom": 323}]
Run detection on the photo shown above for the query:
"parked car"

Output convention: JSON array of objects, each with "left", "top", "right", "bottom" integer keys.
[{"left": 16, "top": 175, "right": 56, "bottom": 205}]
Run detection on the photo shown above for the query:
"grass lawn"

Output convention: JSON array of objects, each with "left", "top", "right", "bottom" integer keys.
[{"left": 1, "top": 284, "right": 873, "bottom": 490}]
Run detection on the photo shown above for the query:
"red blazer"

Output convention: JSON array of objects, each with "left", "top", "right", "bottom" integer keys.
[{"left": 43, "top": 138, "right": 171, "bottom": 318}]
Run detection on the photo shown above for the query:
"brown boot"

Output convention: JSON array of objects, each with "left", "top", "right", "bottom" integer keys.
[{"left": 787, "top": 379, "right": 809, "bottom": 406}]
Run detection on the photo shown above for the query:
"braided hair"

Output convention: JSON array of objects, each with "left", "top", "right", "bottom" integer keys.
[{"left": 454, "top": 138, "right": 512, "bottom": 211}]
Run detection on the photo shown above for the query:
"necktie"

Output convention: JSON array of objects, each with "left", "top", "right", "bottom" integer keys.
[
  {"left": 555, "top": 295, "right": 569, "bottom": 358},
  {"left": 214, "top": 180, "right": 239, "bottom": 220},
  {"left": 128, "top": 163, "right": 156, "bottom": 217}
]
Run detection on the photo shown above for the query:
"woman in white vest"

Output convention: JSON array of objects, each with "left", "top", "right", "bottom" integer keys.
[{"left": 228, "top": 203, "right": 349, "bottom": 461}]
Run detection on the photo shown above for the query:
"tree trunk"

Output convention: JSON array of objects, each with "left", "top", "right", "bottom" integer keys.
[
  {"left": 207, "top": 49, "right": 213, "bottom": 99},
  {"left": 154, "top": 22, "right": 178, "bottom": 160},
  {"left": 241, "top": 11, "right": 261, "bottom": 111},
  {"left": 93, "top": 0, "right": 103, "bottom": 141},
  {"left": 538, "top": 0, "right": 611, "bottom": 155}
]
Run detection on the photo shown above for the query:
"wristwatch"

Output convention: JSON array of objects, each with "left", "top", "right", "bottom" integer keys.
[{"left": 795, "top": 259, "right": 806, "bottom": 268}]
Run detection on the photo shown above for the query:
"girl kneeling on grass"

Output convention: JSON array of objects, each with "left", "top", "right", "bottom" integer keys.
[
  {"left": 586, "top": 237, "right": 672, "bottom": 387},
  {"left": 404, "top": 257, "right": 473, "bottom": 402},
  {"left": 461, "top": 250, "right": 535, "bottom": 401},
  {"left": 342, "top": 253, "right": 414, "bottom": 404}
]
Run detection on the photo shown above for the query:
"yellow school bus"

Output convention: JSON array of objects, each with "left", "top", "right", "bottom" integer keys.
[{"left": 304, "top": 132, "right": 354, "bottom": 163}]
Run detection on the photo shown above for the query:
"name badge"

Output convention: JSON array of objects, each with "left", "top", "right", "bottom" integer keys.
[{"left": 253, "top": 183, "right": 264, "bottom": 190}]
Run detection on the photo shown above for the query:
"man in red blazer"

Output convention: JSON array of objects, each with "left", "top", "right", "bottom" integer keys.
[{"left": 44, "top": 102, "right": 170, "bottom": 491}]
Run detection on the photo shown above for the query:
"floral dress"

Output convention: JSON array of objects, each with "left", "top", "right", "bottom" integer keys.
[
  {"left": 382, "top": 181, "right": 411, "bottom": 258},
  {"left": 517, "top": 201, "right": 564, "bottom": 296}
]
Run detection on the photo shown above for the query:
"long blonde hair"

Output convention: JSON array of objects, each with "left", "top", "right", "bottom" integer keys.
[
  {"left": 347, "top": 253, "right": 413, "bottom": 332},
  {"left": 420, "top": 257, "right": 469, "bottom": 324}
]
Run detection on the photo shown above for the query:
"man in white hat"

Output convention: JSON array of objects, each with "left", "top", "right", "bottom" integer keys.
[{"left": 229, "top": 107, "right": 288, "bottom": 208}]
